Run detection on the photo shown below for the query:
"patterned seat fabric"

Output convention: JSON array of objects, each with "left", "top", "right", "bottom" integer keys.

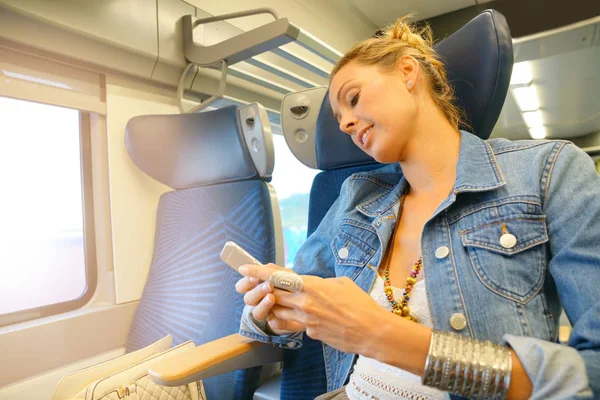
[{"left": 124, "top": 105, "right": 278, "bottom": 400}]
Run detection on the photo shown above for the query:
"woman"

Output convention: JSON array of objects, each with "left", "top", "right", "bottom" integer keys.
[{"left": 236, "top": 17, "right": 599, "bottom": 400}]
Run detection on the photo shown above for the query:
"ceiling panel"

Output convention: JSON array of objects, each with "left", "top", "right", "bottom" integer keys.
[
  {"left": 350, "top": 0, "right": 476, "bottom": 27},
  {"left": 513, "top": 23, "right": 596, "bottom": 63},
  {"left": 491, "top": 41, "right": 600, "bottom": 141}
]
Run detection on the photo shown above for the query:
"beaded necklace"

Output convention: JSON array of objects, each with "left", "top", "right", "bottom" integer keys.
[{"left": 382, "top": 196, "right": 423, "bottom": 323}]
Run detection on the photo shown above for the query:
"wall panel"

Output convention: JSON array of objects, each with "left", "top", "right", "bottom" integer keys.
[{"left": 105, "top": 75, "right": 177, "bottom": 304}]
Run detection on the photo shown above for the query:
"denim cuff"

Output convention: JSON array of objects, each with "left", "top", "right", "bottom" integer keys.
[
  {"left": 503, "top": 333, "right": 593, "bottom": 399},
  {"left": 239, "top": 305, "right": 304, "bottom": 349}
]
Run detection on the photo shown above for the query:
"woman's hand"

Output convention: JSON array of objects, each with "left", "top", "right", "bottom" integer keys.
[
  {"left": 238, "top": 265, "right": 395, "bottom": 357},
  {"left": 235, "top": 263, "right": 305, "bottom": 335}
]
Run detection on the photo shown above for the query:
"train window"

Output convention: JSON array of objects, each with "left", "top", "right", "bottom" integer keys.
[
  {"left": 270, "top": 134, "right": 319, "bottom": 267},
  {"left": 0, "top": 97, "right": 96, "bottom": 326}
]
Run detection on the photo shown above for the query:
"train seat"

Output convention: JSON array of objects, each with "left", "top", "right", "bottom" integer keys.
[
  {"left": 53, "top": 103, "right": 284, "bottom": 400},
  {"left": 145, "top": 8, "right": 513, "bottom": 400},
  {"left": 124, "top": 103, "right": 284, "bottom": 400}
]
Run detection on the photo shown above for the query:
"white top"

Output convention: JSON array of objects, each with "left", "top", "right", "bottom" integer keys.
[{"left": 345, "top": 275, "right": 450, "bottom": 400}]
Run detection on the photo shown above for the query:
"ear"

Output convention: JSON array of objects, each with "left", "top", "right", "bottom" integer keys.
[{"left": 396, "top": 56, "right": 420, "bottom": 90}]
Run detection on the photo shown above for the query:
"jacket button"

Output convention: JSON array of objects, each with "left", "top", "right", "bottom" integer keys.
[
  {"left": 500, "top": 233, "right": 517, "bottom": 249},
  {"left": 449, "top": 313, "right": 467, "bottom": 331},
  {"left": 338, "top": 247, "right": 349, "bottom": 259},
  {"left": 435, "top": 246, "right": 450, "bottom": 259},
  {"left": 286, "top": 342, "right": 297, "bottom": 348}
]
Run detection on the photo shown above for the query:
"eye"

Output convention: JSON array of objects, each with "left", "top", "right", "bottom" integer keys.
[{"left": 350, "top": 93, "right": 360, "bottom": 108}]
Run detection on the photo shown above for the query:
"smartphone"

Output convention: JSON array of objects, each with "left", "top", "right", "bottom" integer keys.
[{"left": 220, "top": 241, "right": 263, "bottom": 273}]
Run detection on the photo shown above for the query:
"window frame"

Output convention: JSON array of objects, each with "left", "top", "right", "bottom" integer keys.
[{"left": 0, "top": 110, "right": 98, "bottom": 328}]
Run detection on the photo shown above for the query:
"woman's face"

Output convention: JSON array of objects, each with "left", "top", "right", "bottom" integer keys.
[{"left": 329, "top": 60, "right": 418, "bottom": 163}]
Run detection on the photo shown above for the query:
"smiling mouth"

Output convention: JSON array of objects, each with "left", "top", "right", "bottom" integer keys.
[{"left": 359, "top": 126, "right": 373, "bottom": 147}]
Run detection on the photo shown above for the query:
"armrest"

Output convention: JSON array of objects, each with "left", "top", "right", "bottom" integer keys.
[{"left": 148, "top": 333, "right": 284, "bottom": 387}]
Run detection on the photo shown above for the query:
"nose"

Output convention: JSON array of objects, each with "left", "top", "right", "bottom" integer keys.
[{"left": 339, "top": 113, "right": 357, "bottom": 135}]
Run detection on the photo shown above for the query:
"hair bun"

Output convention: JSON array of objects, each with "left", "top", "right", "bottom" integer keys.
[
  {"left": 383, "top": 16, "right": 433, "bottom": 50},
  {"left": 388, "top": 18, "right": 411, "bottom": 41},
  {"left": 330, "top": 14, "right": 467, "bottom": 131}
]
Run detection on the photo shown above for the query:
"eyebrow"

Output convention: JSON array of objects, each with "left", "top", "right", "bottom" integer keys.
[
  {"left": 336, "top": 79, "right": 354, "bottom": 103},
  {"left": 333, "top": 79, "right": 355, "bottom": 122}
]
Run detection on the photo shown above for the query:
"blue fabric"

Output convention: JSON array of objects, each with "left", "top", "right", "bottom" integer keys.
[
  {"left": 436, "top": 9, "right": 513, "bottom": 141},
  {"left": 241, "top": 132, "right": 600, "bottom": 398},
  {"left": 127, "top": 180, "right": 276, "bottom": 400},
  {"left": 279, "top": 338, "right": 327, "bottom": 400},
  {"left": 307, "top": 165, "right": 386, "bottom": 237},
  {"left": 315, "top": 9, "right": 513, "bottom": 171}
]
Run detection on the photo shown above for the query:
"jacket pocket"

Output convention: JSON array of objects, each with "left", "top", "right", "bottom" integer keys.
[
  {"left": 460, "top": 215, "right": 548, "bottom": 304},
  {"left": 330, "top": 222, "right": 377, "bottom": 274}
]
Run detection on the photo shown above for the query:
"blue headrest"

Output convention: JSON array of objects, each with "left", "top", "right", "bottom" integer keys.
[
  {"left": 125, "top": 104, "right": 274, "bottom": 189},
  {"left": 281, "top": 9, "right": 513, "bottom": 170}
]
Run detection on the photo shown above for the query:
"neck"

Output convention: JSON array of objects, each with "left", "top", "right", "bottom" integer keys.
[{"left": 399, "top": 105, "right": 461, "bottom": 199}]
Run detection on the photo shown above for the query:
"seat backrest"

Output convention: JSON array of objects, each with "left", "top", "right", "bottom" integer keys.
[
  {"left": 123, "top": 104, "right": 283, "bottom": 400},
  {"left": 279, "top": 9, "right": 513, "bottom": 399}
]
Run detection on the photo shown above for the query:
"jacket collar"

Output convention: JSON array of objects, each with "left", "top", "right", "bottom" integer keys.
[{"left": 357, "top": 131, "right": 506, "bottom": 217}]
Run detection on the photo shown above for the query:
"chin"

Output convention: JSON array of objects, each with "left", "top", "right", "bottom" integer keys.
[{"left": 369, "top": 147, "right": 400, "bottom": 164}]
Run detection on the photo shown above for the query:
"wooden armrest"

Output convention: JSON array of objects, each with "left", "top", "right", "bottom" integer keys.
[{"left": 148, "top": 333, "right": 284, "bottom": 386}]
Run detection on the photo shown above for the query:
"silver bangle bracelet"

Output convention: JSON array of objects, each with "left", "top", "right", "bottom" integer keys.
[
  {"left": 423, "top": 330, "right": 445, "bottom": 387},
  {"left": 477, "top": 341, "right": 494, "bottom": 399},
  {"left": 441, "top": 334, "right": 457, "bottom": 390},
  {"left": 441, "top": 333, "right": 451, "bottom": 388},
  {"left": 422, "top": 330, "right": 513, "bottom": 400},
  {"left": 469, "top": 339, "right": 482, "bottom": 398},
  {"left": 460, "top": 334, "right": 474, "bottom": 396},
  {"left": 432, "top": 330, "right": 446, "bottom": 387},
  {"left": 422, "top": 333, "right": 436, "bottom": 386}
]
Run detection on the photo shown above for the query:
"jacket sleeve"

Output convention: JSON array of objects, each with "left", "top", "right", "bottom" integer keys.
[
  {"left": 504, "top": 142, "right": 600, "bottom": 399},
  {"left": 239, "top": 176, "right": 357, "bottom": 348}
]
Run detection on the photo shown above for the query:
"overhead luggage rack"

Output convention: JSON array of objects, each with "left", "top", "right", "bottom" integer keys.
[{"left": 178, "top": 8, "right": 342, "bottom": 127}]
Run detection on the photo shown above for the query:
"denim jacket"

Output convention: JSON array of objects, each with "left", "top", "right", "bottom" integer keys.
[{"left": 240, "top": 131, "right": 600, "bottom": 399}]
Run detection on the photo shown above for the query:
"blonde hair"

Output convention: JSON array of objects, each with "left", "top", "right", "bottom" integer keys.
[{"left": 330, "top": 16, "right": 467, "bottom": 130}]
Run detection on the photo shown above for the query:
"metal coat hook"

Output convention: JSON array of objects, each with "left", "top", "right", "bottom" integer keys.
[{"left": 177, "top": 59, "right": 228, "bottom": 114}]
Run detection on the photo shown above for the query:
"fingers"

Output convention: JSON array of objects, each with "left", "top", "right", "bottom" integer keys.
[
  {"left": 235, "top": 276, "right": 260, "bottom": 294},
  {"left": 271, "top": 290, "right": 302, "bottom": 308},
  {"left": 249, "top": 290, "right": 296, "bottom": 322},
  {"left": 271, "top": 304, "right": 303, "bottom": 323},
  {"left": 251, "top": 293, "right": 276, "bottom": 321},
  {"left": 266, "top": 311, "right": 305, "bottom": 334},
  {"left": 238, "top": 263, "right": 286, "bottom": 282},
  {"left": 244, "top": 281, "right": 273, "bottom": 306}
]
